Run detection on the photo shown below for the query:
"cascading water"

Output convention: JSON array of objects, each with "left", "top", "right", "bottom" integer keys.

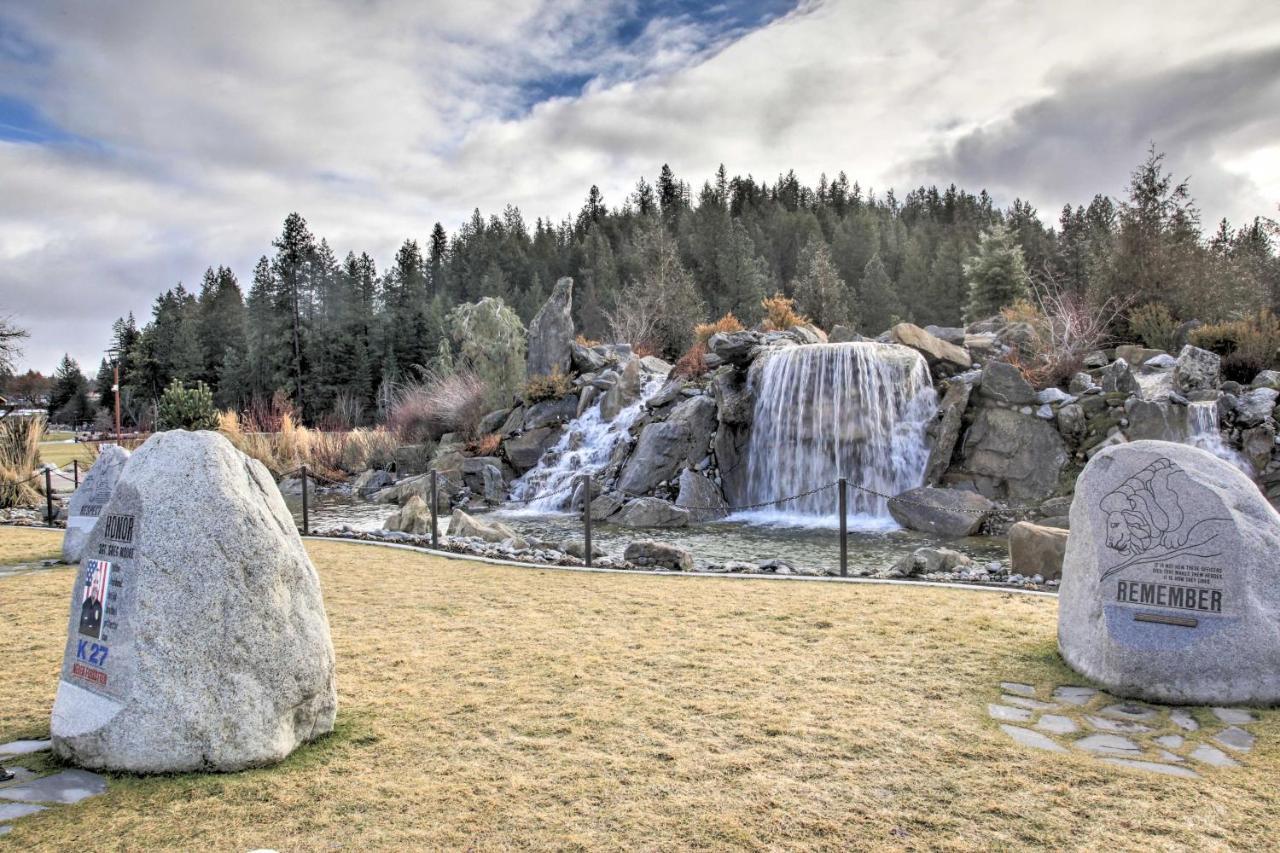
[
  {"left": 1187, "top": 399, "right": 1251, "bottom": 473},
  {"left": 740, "top": 342, "right": 938, "bottom": 529},
  {"left": 505, "top": 377, "right": 662, "bottom": 513}
]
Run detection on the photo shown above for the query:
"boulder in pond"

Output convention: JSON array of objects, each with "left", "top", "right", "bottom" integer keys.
[
  {"left": 888, "top": 486, "right": 994, "bottom": 537},
  {"left": 624, "top": 540, "right": 694, "bottom": 571},
  {"left": 383, "top": 494, "right": 436, "bottom": 535},
  {"left": 615, "top": 497, "right": 691, "bottom": 528},
  {"left": 448, "top": 508, "right": 527, "bottom": 548},
  {"left": 62, "top": 445, "right": 131, "bottom": 564},
  {"left": 1007, "top": 521, "right": 1068, "bottom": 581},
  {"left": 1059, "top": 440, "right": 1280, "bottom": 705},
  {"left": 50, "top": 430, "right": 336, "bottom": 773}
]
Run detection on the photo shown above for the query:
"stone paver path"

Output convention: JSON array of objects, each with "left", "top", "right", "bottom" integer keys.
[
  {"left": 988, "top": 683, "right": 1263, "bottom": 779},
  {"left": 0, "top": 738, "right": 108, "bottom": 836}
]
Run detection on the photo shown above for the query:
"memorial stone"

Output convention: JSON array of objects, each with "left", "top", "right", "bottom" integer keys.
[
  {"left": 1059, "top": 439, "right": 1280, "bottom": 705},
  {"left": 61, "top": 446, "right": 131, "bottom": 564},
  {"left": 50, "top": 430, "right": 337, "bottom": 773}
]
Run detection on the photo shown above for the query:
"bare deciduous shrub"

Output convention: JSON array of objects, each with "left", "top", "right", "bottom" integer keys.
[
  {"left": 1003, "top": 282, "right": 1128, "bottom": 389},
  {"left": 389, "top": 371, "right": 490, "bottom": 443},
  {"left": 760, "top": 294, "right": 808, "bottom": 331}
]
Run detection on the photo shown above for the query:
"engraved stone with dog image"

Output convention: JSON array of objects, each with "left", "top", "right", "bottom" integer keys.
[{"left": 1059, "top": 440, "right": 1280, "bottom": 705}]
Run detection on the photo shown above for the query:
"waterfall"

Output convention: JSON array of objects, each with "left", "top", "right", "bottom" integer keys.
[
  {"left": 1187, "top": 400, "right": 1250, "bottom": 473},
  {"left": 740, "top": 342, "right": 938, "bottom": 528},
  {"left": 505, "top": 377, "right": 662, "bottom": 513}
]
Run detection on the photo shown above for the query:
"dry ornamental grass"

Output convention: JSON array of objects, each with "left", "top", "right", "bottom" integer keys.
[{"left": 0, "top": 530, "right": 1276, "bottom": 850}]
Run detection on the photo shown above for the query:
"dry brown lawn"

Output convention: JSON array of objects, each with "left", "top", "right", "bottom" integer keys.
[{"left": 0, "top": 529, "right": 1276, "bottom": 851}]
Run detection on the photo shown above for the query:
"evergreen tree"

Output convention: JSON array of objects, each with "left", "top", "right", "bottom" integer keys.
[
  {"left": 271, "top": 212, "right": 317, "bottom": 415},
  {"left": 196, "top": 266, "right": 247, "bottom": 385},
  {"left": 48, "top": 354, "right": 93, "bottom": 424},
  {"left": 791, "top": 239, "right": 853, "bottom": 330},
  {"left": 859, "top": 253, "right": 902, "bottom": 334},
  {"left": 964, "top": 223, "right": 1030, "bottom": 320}
]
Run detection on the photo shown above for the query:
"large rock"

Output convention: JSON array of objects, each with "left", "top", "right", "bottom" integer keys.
[
  {"left": 448, "top": 508, "right": 526, "bottom": 547},
  {"left": 1234, "top": 387, "right": 1279, "bottom": 427},
  {"left": 1099, "top": 359, "right": 1138, "bottom": 395},
  {"left": 1059, "top": 440, "right": 1280, "bottom": 705},
  {"left": 617, "top": 396, "right": 717, "bottom": 495},
  {"left": 888, "top": 486, "right": 994, "bottom": 537},
  {"left": 383, "top": 494, "right": 436, "bottom": 535},
  {"left": 924, "top": 379, "right": 972, "bottom": 485},
  {"left": 615, "top": 497, "right": 691, "bottom": 528},
  {"left": 978, "top": 361, "right": 1035, "bottom": 405},
  {"left": 352, "top": 468, "right": 394, "bottom": 497},
  {"left": 526, "top": 276, "right": 574, "bottom": 379},
  {"left": 1173, "top": 345, "right": 1221, "bottom": 394},
  {"left": 675, "top": 469, "right": 728, "bottom": 521},
  {"left": 889, "top": 322, "right": 971, "bottom": 371},
  {"left": 50, "top": 431, "right": 336, "bottom": 773},
  {"left": 523, "top": 395, "right": 579, "bottom": 430},
  {"left": 1114, "top": 345, "right": 1165, "bottom": 366},
  {"left": 1123, "top": 399, "right": 1187, "bottom": 442},
  {"left": 885, "top": 546, "right": 972, "bottom": 578},
  {"left": 504, "top": 427, "right": 560, "bottom": 474},
  {"left": 1007, "top": 521, "right": 1068, "bottom": 581},
  {"left": 710, "top": 368, "right": 753, "bottom": 426},
  {"left": 624, "top": 540, "right": 694, "bottom": 571},
  {"left": 707, "top": 331, "right": 761, "bottom": 367},
  {"left": 957, "top": 407, "right": 1069, "bottom": 501},
  {"left": 62, "top": 445, "right": 131, "bottom": 564}
]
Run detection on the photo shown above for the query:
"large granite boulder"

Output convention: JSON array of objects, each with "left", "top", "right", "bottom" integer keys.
[
  {"left": 526, "top": 276, "right": 574, "bottom": 379},
  {"left": 62, "top": 445, "right": 131, "bottom": 564},
  {"left": 675, "top": 469, "right": 728, "bottom": 521},
  {"left": 888, "top": 486, "right": 994, "bottom": 537},
  {"left": 710, "top": 368, "right": 753, "bottom": 426},
  {"left": 383, "top": 494, "right": 436, "bottom": 535},
  {"left": 599, "top": 359, "right": 642, "bottom": 422},
  {"left": 523, "top": 395, "right": 578, "bottom": 430},
  {"left": 978, "top": 361, "right": 1035, "bottom": 405},
  {"left": 1059, "top": 440, "right": 1280, "bottom": 705},
  {"left": 1173, "top": 345, "right": 1221, "bottom": 394},
  {"left": 957, "top": 407, "right": 1069, "bottom": 501},
  {"left": 50, "top": 430, "right": 336, "bottom": 773},
  {"left": 1007, "top": 521, "right": 1068, "bottom": 581},
  {"left": 889, "top": 322, "right": 971, "bottom": 371},
  {"left": 924, "top": 379, "right": 972, "bottom": 485},
  {"left": 1235, "top": 387, "right": 1279, "bottom": 427},
  {"left": 707, "top": 331, "right": 761, "bottom": 367},
  {"left": 624, "top": 540, "right": 694, "bottom": 571},
  {"left": 504, "top": 427, "right": 560, "bottom": 474},
  {"left": 1100, "top": 359, "right": 1139, "bottom": 395},
  {"left": 352, "top": 468, "right": 394, "bottom": 497},
  {"left": 448, "top": 509, "right": 526, "bottom": 547},
  {"left": 615, "top": 497, "right": 691, "bottom": 528},
  {"left": 617, "top": 396, "right": 717, "bottom": 495},
  {"left": 1123, "top": 399, "right": 1188, "bottom": 442}
]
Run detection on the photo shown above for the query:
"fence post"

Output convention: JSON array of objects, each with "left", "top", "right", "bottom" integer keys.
[
  {"left": 838, "top": 477, "right": 848, "bottom": 577},
  {"left": 73, "top": 459, "right": 79, "bottom": 489},
  {"left": 300, "top": 464, "right": 310, "bottom": 536},
  {"left": 45, "top": 467, "right": 55, "bottom": 527},
  {"left": 582, "top": 474, "right": 593, "bottom": 568},
  {"left": 430, "top": 469, "right": 439, "bottom": 549}
]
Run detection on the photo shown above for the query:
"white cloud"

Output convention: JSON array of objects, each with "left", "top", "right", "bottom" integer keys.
[{"left": 2, "top": 0, "right": 1278, "bottom": 373}]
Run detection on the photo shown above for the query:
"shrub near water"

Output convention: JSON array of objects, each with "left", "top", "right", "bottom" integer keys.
[
  {"left": 388, "top": 371, "right": 490, "bottom": 443},
  {"left": 157, "top": 380, "right": 219, "bottom": 431},
  {"left": 1191, "top": 310, "right": 1280, "bottom": 382},
  {"left": 760, "top": 293, "right": 808, "bottom": 332},
  {"left": 522, "top": 368, "right": 572, "bottom": 403},
  {"left": 217, "top": 411, "right": 396, "bottom": 481},
  {"left": 673, "top": 313, "right": 745, "bottom": 378}
]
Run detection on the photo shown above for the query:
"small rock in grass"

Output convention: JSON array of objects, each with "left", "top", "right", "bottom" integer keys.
[{"left": 999, "top": 724, "right": 1067, "bottom": 753}]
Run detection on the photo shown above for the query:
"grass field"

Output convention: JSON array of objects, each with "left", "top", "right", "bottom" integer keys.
[
  {"left": 35, "top": 438, "right": 95, "bottom": 468},
  {"left": 1, "top": 529, "right": 1277, "bottom": 850}
]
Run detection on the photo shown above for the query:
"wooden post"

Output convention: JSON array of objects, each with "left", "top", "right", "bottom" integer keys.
[
  {"left": 430, "top": 469, "right": 439, "bottom": 549},
  {"left": 45, "top": 468, "right": 55, "bottom": 527},
  {"left": 113, "top": 362, "right": 122, "bottom": 443},
  {"left": 838, "top": 477, "right": 848, "bottom": 577},
  {"left": 582, "top": 474, "right": 593, "bottom": 567},
  {"left": 301, "top": 464, "right": 310, "bottom": 536},
  {"left": 73, "top": 459, "right": 79, "bottom": 489}
]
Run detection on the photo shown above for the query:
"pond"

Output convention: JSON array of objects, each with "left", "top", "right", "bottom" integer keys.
[{"left": 283, "top": 491, "right": 1008, "bottom": 575}]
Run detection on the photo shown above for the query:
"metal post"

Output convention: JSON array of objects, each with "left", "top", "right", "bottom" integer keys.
[
  {"left": 582, "top": 474, "right": 593, "bottom": 568},
  {"left": 300, "top": 464, "right": 310, "bottom": 536},
  {"left": 430, "top": 469, "right": 439, "bottom": 549},
  {"left": 45, "top": 468, "right": 55, "bottom": 527},
  {"left": 73, "top": 459, "right": 79, "bottom": 489},
  {"left": 838, "top": 477, "right": 848, "bottom": 577}
]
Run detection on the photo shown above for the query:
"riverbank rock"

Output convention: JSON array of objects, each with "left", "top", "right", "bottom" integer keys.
[
  {"left": 1008, "top": 521, "right": 1068, "bottom": 581},
  {"left": 62, "top": 446, "right": 131, "bottom": 564},
  {"left": 956, "top": 407, "right": 1069, "bottom": 501},
  {"left": 676, "top": 469, "right": 728, "bottom": 521},
  {"left": 599, "top": 359, "right": 642, "bottom": 421},
  {"left": 448, "top": 509, "right": 526, "bottom": 547},
  {"left": 889, "top": 323, "right": 971, "bottom": 371},
  {"left": 707, "top": 331, "right": 760, "bottom": 367},
  {"left": 624, "top": 540, "right": 695, "bottom": 571},
  {"left": 526, "top": 277, "right": 574, "bottom": 379},
  {"left": 615, "top": 497, "right": 691, "bottom": 528},
  {"left": 884, "top": 546, "right": 971, "bottom": 578},
  {"left": 1059, "top": 440, "right": 1280, "bottom": 705},
  {"left": 383, "top": 495, "right": 435, "bottom": 536},
  {"left": 618, "top": 396, "right": 717, "bottom": 495},
  {"left": 888, "top": 486, "right": 994, "bottom": 537},
  {"left": 925, "top": 379, "right": 972, "bottom": 485},
  {"left": 978, "top": 361, "right": 1036, "bottom": 405},
  {"left": 50, "top": 430, "right": 336, "bottom": 773},
  {"left": 1173, "top": 345, "right": 1221, "bottom": 394},
  {"left": 504, "top": 427, "right": 559, "bottom": 474},
  {"left": 352, "top": 469, "right": 394, "bottom": 497}
]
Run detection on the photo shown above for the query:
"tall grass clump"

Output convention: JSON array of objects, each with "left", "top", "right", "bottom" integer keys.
[
  {"left": 218, "top": 409, "right": 397, "bottom": 481},
  {"left": 388, "top": 371, "right": 490, "bottom": 443},
  {"left": 0, "top": 415, "right": 45, "bottom": 508}
]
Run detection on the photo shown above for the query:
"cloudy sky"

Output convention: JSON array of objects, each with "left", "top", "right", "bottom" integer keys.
[{"left": 3, "top": 0, "right": 1279, "bottom": 373}]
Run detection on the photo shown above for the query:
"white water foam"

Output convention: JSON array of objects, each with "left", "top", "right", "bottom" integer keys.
[
  {"left": 504, "top": 376, "right": 663, "bottom": 514},
  {"left": 737, "top": 342, "right": 938, "bottom": 530},
  {"left": 1187, "top": 399, "right": 1251, "bottom": 474}
]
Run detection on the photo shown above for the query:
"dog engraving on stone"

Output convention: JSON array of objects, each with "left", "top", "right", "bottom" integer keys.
[{"left": 1097, "top": 458, "right": 1231, "bottom": 581}]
